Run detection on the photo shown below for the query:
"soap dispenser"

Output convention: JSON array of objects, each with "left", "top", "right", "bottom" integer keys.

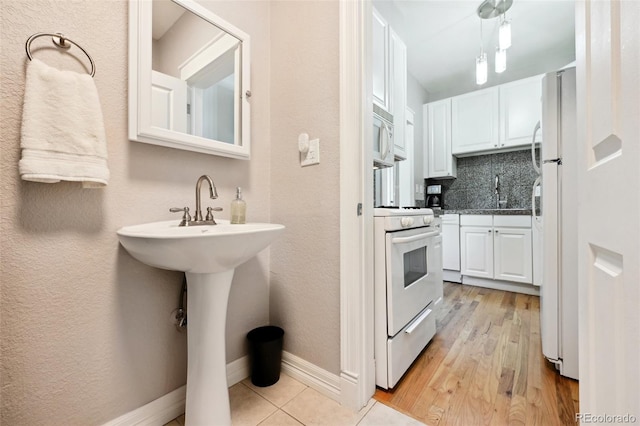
[{"left": 230, "top": 187, "right": 246, "bottom": 224}]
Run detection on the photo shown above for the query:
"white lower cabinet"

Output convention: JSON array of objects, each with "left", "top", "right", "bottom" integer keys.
[
  {"left": 442, "top": 214, "right": 460, "bottom": 271},
  {"left": 460, "top": 226, "right": 494, "bottom": 279},
  {"left": 460, "top": 215, "right": 533, "bottom": 284},
  {"left": 493, "top": 227, "right": 532, "bottom": 283}
]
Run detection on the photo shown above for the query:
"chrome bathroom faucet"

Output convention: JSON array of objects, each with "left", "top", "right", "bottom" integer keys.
[
  {"left": 170, "top": 175, "right": 222, "bottom": 226},
  {"left": 195, "top": 175, "right": 218, "bottom": 221}
]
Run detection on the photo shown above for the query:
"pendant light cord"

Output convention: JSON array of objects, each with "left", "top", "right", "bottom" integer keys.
[{"left": 479, "top": 18, "right": 484, "bottom": 54}]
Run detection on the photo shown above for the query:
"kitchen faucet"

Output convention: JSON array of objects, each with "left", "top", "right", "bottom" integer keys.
[{"left": 170, "top": 175, "right": 222, "bottom": 226}]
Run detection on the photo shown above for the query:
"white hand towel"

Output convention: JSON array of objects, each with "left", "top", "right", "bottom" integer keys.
[{"left": 19, "top": 58, "right": 109, "bottom": 188}]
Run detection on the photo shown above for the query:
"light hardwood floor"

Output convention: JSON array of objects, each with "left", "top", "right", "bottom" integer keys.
[{"left": 374, "top": 282, "right": 579, "bottom": 426}]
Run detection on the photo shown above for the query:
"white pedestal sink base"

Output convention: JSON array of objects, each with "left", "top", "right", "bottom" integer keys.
[
  {"left": 116, "top": 220, "right": 284, "bottom": 425},
  {"left": 185, "top": 270, "right": 235, "bottom": 426}
]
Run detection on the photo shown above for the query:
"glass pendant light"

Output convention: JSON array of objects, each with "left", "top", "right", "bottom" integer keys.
[
  {"left": 499, "top": 14, "right": 512, "bottom": 50},
  {"left": 476, "top": 52, "right": 488, "bottom": 85},
  {"left": 495, "top": 47, "right": 506, "bottom": 73},
  {"left": 476, "top": 20, "right": 487, "bottom": 85},
  {"left": 475, "top": 0, "right": 512, "bottom": 84}
]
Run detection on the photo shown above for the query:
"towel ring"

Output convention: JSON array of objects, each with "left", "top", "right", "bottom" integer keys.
[{"left": 25, "top": 33, "right": 96, "bottom": 77}]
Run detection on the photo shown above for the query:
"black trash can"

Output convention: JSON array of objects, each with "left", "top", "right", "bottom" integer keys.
[{"left": 247, "top": 326, "right": 284, "bottom": 387}]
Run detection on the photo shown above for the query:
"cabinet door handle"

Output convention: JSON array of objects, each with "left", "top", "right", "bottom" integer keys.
[
  {"left": 488, "top": 229, "right": 492, "bottom": 233},
  {"left": 495, "top": 230, "right": 499, "bottom": 233}
]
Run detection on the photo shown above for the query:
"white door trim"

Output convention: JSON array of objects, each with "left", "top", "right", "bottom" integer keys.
[{"left": 339, "top": 0, "right": 375, "bottom": 410}]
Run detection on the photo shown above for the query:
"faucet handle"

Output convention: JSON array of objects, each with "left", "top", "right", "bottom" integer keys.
[
  {"left": 170, "top": 207, "right": 192, "bottom": 226},
  {"left": 206, "top": 206, "right": 223, "bottom": 221}
]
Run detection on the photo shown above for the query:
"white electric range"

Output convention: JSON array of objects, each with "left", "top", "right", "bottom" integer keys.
[{"left": 373, "top": 207, "right": 443, "bottom": 389}]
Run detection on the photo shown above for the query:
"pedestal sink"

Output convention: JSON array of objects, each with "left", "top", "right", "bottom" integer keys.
[{"left": 117, "top": 219, "right": 285, "bottom": 425}]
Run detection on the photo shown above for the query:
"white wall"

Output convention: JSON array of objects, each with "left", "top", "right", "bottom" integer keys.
[
  {"left": 0, "top": 0, "right": 272, "bottom": 423},
  {"left": 269, "top": 0, "right": 342, "bottom": 375}
]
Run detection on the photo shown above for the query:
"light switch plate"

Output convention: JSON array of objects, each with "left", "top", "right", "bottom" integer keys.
[{"left": 301, "top": 138, "right": 320, "bottom": 167}]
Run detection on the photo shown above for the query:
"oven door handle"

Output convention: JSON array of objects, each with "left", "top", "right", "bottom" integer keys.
[
  {"left": 391, "top": 231, "right": 439, "bottom": 244},
  {"left": 405, "top": 308, "right": 432, "bottom": 334}
]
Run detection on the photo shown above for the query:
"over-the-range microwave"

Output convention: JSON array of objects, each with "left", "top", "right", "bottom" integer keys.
[{"left": 373, "top": 104, "right": 394, "bottom": 168}]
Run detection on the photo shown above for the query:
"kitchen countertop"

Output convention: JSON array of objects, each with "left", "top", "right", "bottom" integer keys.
[{"left": 442, "top": 208, "right": 532, "bottom": 215}]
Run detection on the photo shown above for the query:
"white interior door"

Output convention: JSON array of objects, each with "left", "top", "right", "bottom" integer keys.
[
  {"left": 576, "top": 0, "right": 640, "bottom": 417},
  {"left": 151, "top": 70, "right": 188, "bottom": 133}
]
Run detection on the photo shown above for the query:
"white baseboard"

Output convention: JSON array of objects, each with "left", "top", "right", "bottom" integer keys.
[
  {"left": 226, "top": 355, "right": 250, "bottom": 387},
  {"left": 443, "top": 269, "right": 462, "bottom": 283},
  {"left": 102, "top": 356, "right": 249, "bottom": 426},
  {"left": 103, "top": 353, "right": 342, "bottom": 425},
  {"left": 101, "top": 384, "right": 186, "bottom": 426},
  {"left": 339, "top": 371, "right": 360, "bottom": 411},
  {"left": 281, "top": 350, "right": 341, "bottom": 403},
  {"left": 461, "top": 276, "right": 540, "bottom": 296}
]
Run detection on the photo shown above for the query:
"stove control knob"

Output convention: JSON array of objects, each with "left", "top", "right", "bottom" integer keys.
[
  {"left": 400, "top": 217, "right": 414, "bottom": 227},
  {"left": 423, "top": 216, "right": 433, "bottom": 225}
]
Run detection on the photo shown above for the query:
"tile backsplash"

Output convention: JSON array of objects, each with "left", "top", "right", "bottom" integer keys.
[{"left": 426, "top": 149, "right": 539, "bottom": 210}]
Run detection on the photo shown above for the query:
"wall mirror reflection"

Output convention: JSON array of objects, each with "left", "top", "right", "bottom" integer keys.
[{"left": 129, "top": 0, "right": 251, "bottom": 159}]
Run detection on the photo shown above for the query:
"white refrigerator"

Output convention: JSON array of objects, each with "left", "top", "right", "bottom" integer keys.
[{"left": 532, "top": 67, "right": 579, "bottom": 380}]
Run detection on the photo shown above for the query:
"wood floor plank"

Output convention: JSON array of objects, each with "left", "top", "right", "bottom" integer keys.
[
  {"left": 556, "top": 371, "right": 578, "bottom": 425},
  {"left": 488, "top": 367, "right": 515, "bottom": 425},
  {"left": 507, "top": 394, "right": 528, "bottom": 425},
  {"left": 513, "top": 296, "right": 531, "bottom": 397},
  {"left": 526, "top": 386, "right": 551, "bottom": 426},
  {"left": 374, "top": 282, "right": 579, "bottom": 426}
]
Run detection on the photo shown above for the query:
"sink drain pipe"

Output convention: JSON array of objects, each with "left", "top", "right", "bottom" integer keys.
[{"left": 175, "top": 274, "right": 187, "bottom": 331}]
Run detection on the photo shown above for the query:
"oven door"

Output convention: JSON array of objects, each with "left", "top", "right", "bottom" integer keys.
[{"left": 386, "top": 226, "right": 442, "bottom": 336}]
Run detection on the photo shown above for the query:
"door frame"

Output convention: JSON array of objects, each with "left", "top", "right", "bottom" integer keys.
[
  {"left": 338, "top": 0, "right": 375, "bottom": 409},
  {"left": 340, "top": 0, "right": 640, "bottom": 414}
]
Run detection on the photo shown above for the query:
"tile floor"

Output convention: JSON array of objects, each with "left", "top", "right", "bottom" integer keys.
[{"left": 164, "top": 373, "right": 424, "bottom": 426}]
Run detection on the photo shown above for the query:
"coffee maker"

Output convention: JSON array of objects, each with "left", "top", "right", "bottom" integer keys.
[{"left": 426, "top": 185, "right": 443, "bottom": 208}]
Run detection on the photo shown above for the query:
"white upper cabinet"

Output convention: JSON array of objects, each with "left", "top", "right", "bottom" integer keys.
[
  {"left": 499, "top": 75, "right": 543, "bottom": 148},
  {"left": 390, "top": 28, "right": 407, "bottom": 160},
  {"left": 451, "top": 87, "right": 500, "bottom": 155},
  {"left": 448, "top": 74, "right": 543, "bottom": 156},
  {"left": 372, "top": 9, "right": 389, "bottom": 112},
  {"left": 397, "top": 108, "right": 414, "bottom": 206},
  {"left": 424, "top": 99, "right": 457, "bottom": 178}
]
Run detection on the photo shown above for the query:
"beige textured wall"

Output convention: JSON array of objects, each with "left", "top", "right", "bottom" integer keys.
[
  {"left": 269, "top": 0, "right": 341, "bottom": 375},
  {"left": 0, "top": 0, "right": 272, "bottom": 424}
]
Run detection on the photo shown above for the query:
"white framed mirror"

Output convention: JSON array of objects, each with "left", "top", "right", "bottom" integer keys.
[{"left": 129, "top": 0, "right": 251, "bottom": 159}]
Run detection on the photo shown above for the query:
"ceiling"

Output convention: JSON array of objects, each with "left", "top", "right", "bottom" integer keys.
[
  {"left": 373, "top": 0, "right": 576, "bottom": 100},
  {"left": 152, "top": 0, "right": 186, "bottom": 40}
]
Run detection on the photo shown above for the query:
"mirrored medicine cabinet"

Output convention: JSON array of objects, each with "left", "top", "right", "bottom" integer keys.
[{"left": 129, "top": 0, "right": 251, "bottom": 159}]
